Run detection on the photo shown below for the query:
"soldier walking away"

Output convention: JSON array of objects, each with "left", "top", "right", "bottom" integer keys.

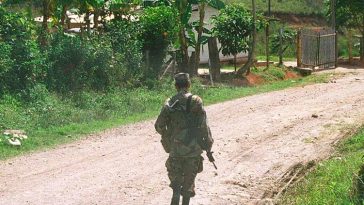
[{"left": 155, "top": 73, "right": 215, "bottom": 205}]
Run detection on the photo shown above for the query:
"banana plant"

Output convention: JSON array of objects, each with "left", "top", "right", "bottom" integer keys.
[{"left": 169, "top": 0, "right": 224, "bottom": 74}]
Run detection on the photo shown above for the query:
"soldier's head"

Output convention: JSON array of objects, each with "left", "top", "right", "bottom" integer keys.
[{"left": 174, "top": 73, "right": 191, "bottom": 91}]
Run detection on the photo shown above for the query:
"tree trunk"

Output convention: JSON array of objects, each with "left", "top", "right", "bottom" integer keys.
[
  {"left": 177, "top": 0, "right": 190, "bottom": 73},
  {"left": 296, "top": 30, "right": 302, "bottom": 67},
  {"left": 189, "top": 52, "right": 196, "bottom": 74},
  {"left": 61, "top": 5, "right": 67, "bottom": 28},
  {"left": 94, "top": 9, "right": 100, "bottom": 30},
  {"left": 237, "top": 0, "right": 256, "bottom": 76},
  {"left": 265, "top": 0, "right": 271, "bottom": 69},
  {"left": 193, "top": 2, "right": 206, "bottom": 76},
  {"left": 361, "top": 35, "right": 364, "bottom": 65},
  {"left": 279, "top": 27, "right": 283, "bottom": 66},
  {"left": 348, "top": 29, "right": 353, "bottom": 64},
  {"left": 208, "top": 37, "right": 221, "bottom": 82},
  {"left": 85, "top": 10, "right": 91, "bottom": 33},
  {"left": 178, "top": 27, "right": 189, "bottom": 73},
  {"left": 40, "top": 0, "right": 50, "bottom": 47}
]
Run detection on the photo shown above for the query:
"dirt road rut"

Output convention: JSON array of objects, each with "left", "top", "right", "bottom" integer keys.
[{"left": 1, "top": 69, "right": 364, "bottom": 205}]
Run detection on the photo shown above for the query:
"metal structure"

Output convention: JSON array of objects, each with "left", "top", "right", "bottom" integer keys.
[{"left": 300, "top": 29, "right": 337, "bottom": 69}]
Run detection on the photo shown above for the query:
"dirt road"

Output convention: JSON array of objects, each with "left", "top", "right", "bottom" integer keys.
[{"left": 1, "top": 68, "right": 364, "bottom": 205}]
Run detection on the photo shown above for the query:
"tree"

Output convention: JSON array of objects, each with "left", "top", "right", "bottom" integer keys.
[
  {"left": 331, "top": 0, "right": 364, "bottom": 63},
  {"left": 212, "top": 4, "right": 254, "bottom": 73},
  {"left": 237, "top": 0, "right": 256, "bottom": 75},
  {"left": 271, "top": 28, "right": 296, "bottom": 66}
]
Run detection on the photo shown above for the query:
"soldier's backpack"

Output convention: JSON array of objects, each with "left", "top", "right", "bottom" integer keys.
[{"left": 184, "top": 95, "right": 214, "bottom": 151}]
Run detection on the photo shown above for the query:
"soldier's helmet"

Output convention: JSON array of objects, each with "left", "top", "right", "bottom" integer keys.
[{"left": 174, "top": 73, "right": 191, "bottom": 88}]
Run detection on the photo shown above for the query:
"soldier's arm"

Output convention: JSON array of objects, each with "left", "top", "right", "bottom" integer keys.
[
  {"left": 192, "top": 96, "right": 214, "bottom": 150},
  {"left": 191, "top": 96, "right": 207, "bottom": 127},
  {"left": 154, "top": 99, "right": 170, "bottom": 135}
]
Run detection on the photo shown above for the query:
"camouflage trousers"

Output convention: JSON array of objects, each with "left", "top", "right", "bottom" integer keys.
[{"left": 165, "top": 156, "right": 204, "bottom": 197}]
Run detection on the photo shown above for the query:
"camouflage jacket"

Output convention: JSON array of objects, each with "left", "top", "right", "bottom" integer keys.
[{"left": 155, "top": 90, "right": 213, "bottom": 157}]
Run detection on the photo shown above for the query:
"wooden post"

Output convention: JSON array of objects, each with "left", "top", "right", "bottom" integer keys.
[
  {"left": 265, "top": 0, "right": 271, "bottom": 69},
  {"left": 361, "top": 36, "right": 364, "bottom": 65},
  {"left": 317, "top": 33, "right": 321, "bottom": 68},
  {"left": 296, "top": 30, "right": 302, "bottom": 68},
  {"left": 279, "top": 27, "right": 283, "bottom": 66},
  {"left": 208, "top": 37, "right": 221, "bottom": 82},
  {"left": 335, "top": 31, "right": 338, "bottom": 68},
  {"left": 348, "top": 30, "right": 353, "bottom": 64}
]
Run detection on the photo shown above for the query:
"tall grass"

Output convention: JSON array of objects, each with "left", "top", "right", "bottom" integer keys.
[{"left": 279, "top": 127, "right": 364, "bottom": 205}]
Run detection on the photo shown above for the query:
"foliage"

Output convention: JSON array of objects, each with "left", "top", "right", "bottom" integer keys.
[
  {"left": 338, "top": 33, "right": 361, "bottom": 58},
  {"left": 0, "top": 6, "right": 46, "bottom": 95},
  {"left": 251, "top": 66, "right": 286, "bottom": 81},
  {"left": 212, "top": 4, "right": 264, "bottom": 58},
  {"left": 226, "top": 0, "right": 325, "bottom": 15},
  {"left": 279, "top": 127, "right": 364, "bottom": 205},
  {"left": 106, "top": 20, "right": 144, "bottom": 84},
  {"left": 0, "top": 43, "right": 14, "bottom": 94},
  {"left": 330, "top": 0, "right": 364, "bottom": 33},
  {"left": 47, "top": 32, "right": 139, "bottom": 92},
  {"left": 109, "top": 0, "right": 141, "bottom": 18},
  {"left": 139, "top": 6, "right": 177, "bottom": 77},
  {"left": 271, "top": 28, "right": 296, "bottom": 56}
]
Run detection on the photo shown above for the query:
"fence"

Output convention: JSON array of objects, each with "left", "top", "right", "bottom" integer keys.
[{"left": 299, "top": 29, "right": 337, "bottom": 69}]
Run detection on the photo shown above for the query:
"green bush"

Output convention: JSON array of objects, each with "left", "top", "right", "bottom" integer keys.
[
  {"left": 139, "top": 6, "right": 177, "bottom": 78},
  {"left": 0, "top": 7, "right": 46, "bottom": 95},
  {"left": 0, "top": 43, "right": 14, "bottom": 94},
  {"left": 47, "top": 32, "right": 121, "bottom": 92},
  {"left": 106, "top": 20, "right": 144, "bottom": 84}
]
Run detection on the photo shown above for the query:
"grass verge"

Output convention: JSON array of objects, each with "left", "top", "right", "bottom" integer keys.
[
  {"left": 279, "top": 126, "right": 364, "bottom": 205},
  {"left": 0, "top": 73, "right": 331, "bottom": 160}
]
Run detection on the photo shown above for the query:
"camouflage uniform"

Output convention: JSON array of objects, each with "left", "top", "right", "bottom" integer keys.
[{"left": 155, "top": 75, "right": 212, "bottom": 198}]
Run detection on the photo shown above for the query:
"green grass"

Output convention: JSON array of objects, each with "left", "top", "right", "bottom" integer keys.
[
  {"left": 279, "top": 127, "right": 364, "bottom": 205},
  {"left": 256, "top": 55, "right": 297, "bottom": 62},
  {"left": 0, "top": 73, "right": 331, "bottom": 160}
]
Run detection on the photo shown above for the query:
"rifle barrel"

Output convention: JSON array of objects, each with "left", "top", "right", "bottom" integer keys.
[{"left": 212, "top": 162, "right": 218, "bottom": 170}]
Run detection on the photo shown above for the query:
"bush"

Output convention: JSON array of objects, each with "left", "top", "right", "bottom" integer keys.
[
  {"left": 47, "top": 32, "right": 123, "bottom": 92},
  {"left": 106, "top": 20, "right": 144, "bottom": 84},
  {"left": 0, "top": 7, "right": 46, "bottom": 95},
  {"left": 139, "top": 6, "right": 178, "bottom": 78},
  {"left": 0, "top": 43, "right": 14, "bottom": 94}
]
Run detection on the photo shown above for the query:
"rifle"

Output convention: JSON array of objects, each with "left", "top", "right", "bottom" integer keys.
[{"left": 206, "top": 151, "right": 217, "bottom": 170}]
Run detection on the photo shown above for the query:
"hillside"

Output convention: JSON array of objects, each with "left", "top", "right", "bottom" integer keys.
[{"left": 227, "top": 0, "right": 326, "bottom": 15}]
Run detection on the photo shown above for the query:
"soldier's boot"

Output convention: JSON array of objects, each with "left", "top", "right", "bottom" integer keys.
[
  {"left": 170, "top": 186, "right": 181, "bottom": 205},
  {"left": 182, "top": 193, "right": 190, "bottom": 205}
]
